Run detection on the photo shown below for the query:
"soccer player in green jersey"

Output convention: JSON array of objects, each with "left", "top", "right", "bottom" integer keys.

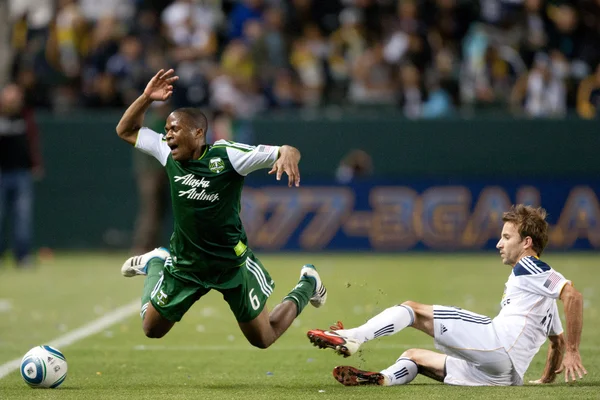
[{"left": 115, "top": 69, "right": 327, "bottom": 348}]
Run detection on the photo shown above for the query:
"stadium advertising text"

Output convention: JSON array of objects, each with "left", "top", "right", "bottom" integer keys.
[{"left": 241, "top": 183, "right": 600, "bottom": 251}]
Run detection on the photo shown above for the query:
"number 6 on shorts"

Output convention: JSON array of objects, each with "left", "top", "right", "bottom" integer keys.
[{"left": 249, "top": 288, "right": 261, "bottom": 310}]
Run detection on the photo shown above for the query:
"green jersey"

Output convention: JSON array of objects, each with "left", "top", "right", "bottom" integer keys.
[{"left": 135, "top": 127, "right": 280, "bottom": 284}]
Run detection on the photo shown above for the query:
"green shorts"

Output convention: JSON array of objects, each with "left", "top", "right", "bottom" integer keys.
[{"left": 150, "top": 251, "right": 275, "bottom": 323}]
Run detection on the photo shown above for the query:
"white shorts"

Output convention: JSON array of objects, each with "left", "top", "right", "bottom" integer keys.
[{"left": 433, "top": 305, "right": 520, "bottom": 386}]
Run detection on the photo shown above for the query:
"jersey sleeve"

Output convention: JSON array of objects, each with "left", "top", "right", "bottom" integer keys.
[
  {"left": 135, "top": 127, "right": 170, "bottom": 166},
  {"left": 514, "top": 268, "right": 571, "bottom": 299},
  {"left": 216, "top": 140, "right": 280, "bottom": 176},
  {"left": 548, "top": 302, "right": 564, "bottom": 336}
]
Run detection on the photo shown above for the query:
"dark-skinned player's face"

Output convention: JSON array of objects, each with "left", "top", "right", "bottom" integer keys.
[{"left": 164, "top": 112, "right": 204, "bottom": 161}]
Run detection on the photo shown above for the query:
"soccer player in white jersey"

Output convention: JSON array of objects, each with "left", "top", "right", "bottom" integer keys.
[{"left": 307, "top": 205, "right": 586, "bottom": 386}]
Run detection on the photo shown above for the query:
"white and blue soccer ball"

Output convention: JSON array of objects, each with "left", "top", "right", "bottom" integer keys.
[{"left": 20, "top": 345, "right": 68, "bottom": 388}]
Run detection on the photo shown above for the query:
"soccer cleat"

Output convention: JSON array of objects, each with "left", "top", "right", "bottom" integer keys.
[
  {"left": 333, "top": 366, "right": 389, "bottom": 386},
  {"left": 307, "top": 322, "right": 361, "bottom": 357},
  {"left": 300, "top": 264, "right": 327, "bottom": 308},
  {"left": 121, "top": 247, "right": 170, "bottom": 277}
]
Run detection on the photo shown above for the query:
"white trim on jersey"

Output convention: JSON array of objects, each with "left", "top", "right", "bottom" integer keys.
[
  {"left": 213, "top": 139, "right": 280, "bottom": 176},
  {"left": 518, "top": 257, "right": 545, "bottom": 274},
  {"left": 135, "top": 127, "right": 170, "bottom": 166}
]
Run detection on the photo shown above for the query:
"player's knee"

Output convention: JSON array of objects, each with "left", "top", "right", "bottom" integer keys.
[
  {"left": 248, "top": 338, "right": 272, "bottom": 349},
  {"left": 401, "top": 300, "right": 418, "bottom": 309},
  {"left": 400, "top": 348, "right": 419, "bottom": 360},
  {"left": 400, "top": 349, "right": 430, "bottom": 366},
  {"left": 252, "top": 342, "right": 270, "bottom": 350},
  {"left": 143, "top": 323, "right": 167, "bottom": 339}
]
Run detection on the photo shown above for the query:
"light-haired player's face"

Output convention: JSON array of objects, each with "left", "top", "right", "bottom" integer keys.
[
  {"left": 164, "top": 112, "right": 199, "bottom": 161},
  {"left": 496, "top": 222, "right": 524, "bottom": 266}
]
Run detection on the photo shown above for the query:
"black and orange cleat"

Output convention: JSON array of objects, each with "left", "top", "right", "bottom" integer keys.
[{"left": 332, "top": 366, "right": 389, "bottom": 386}]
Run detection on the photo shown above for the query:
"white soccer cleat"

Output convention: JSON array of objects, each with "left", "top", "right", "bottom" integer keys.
[
  {"left": 300, "top": 264, "right": 327, "bottom": 308},
  {"left": 121, "top": 247, "right": 170, "bottom": 277}
]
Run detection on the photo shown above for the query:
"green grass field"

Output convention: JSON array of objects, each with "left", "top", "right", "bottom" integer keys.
[{"left": 0, "top": 252, "right": 598, "bottom": 399}]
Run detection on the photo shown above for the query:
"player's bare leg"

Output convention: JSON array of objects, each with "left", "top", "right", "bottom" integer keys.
[
  {"left": 308, "top": 300, "right": 434, "bottom": 356},
  {"left": 240, "top": 264, "right": 327, "bottom": 349},
  {"left": 402, "top": 301, "right": 434, "bottom": 337},
  {"left": 238, "top": 302, "right": 297, "bottom": 348},
  {"left": 333, "top": 348, "right": 446, "bottom": 386},
  {"left": 142, "top": 302, "right": 176, "bottom": 338},
  {"left": 397, "top": 348, "right": 446, "bottom": 382}
]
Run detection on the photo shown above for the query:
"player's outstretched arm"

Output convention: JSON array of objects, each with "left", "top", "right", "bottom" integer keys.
[
  {"left": 556, "top": 283, "right": 587, "bottom": 382},
  {"left": 529, "top": 334, "right": 564, "bottom": 384},
  {"left": 116, "top": 69, "right": 179, "bottom": 145},
  {"left": 269, "top": 145, "right": 301, "bottom": 187}
]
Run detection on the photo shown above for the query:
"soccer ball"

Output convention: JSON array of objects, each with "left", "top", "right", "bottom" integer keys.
[{"left": 20, "top": 345, "right": 68, "bottom": 388}]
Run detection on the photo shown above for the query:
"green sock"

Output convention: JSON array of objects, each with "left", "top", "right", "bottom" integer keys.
[
  {"left": 283, "top": 276, "right": 316, "bottom": 316},
  {"left": 140, "top": 258, "right": 164, "bottom": 320}
]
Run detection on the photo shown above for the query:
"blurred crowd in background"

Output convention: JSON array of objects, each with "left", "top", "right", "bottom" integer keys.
[
  {"left": 2, "top": 0, "right": 600, "bottom": 265},
  {"left": 1, "top": 0, "right": 600, "bottom": 119}
]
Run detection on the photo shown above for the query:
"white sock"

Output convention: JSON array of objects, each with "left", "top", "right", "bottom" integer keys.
[
  {"left": 338, "top": 305, "right": 415, "bottom": 343},
  {"left": 380, "top": 357, "right": 419, "bottom": 386}
]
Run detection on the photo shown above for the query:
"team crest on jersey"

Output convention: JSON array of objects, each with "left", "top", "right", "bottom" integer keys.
[
  {"left": 155, "top": 290, "right": 168, "bottom": 306},
  {"left": 209, "top": 157, "right": 225, "bottom": 173}
]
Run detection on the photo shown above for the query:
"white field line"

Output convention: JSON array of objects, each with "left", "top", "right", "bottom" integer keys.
[
  {"left": 0, "top": 299, "right": 139, "bottom": 380},
  {"left": 130, "top": 343, "right": 437, "bottom": 352},
  {"left": 127, "top": 343, "right": 600, "bottom": 352}
]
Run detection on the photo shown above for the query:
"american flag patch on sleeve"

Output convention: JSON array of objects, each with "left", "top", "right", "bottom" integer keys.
[
  {"left": 257, "top": 145, "right": 272, "bottom": 153},
  {"left": 543, "top": 272, "right": 563, "bottom": 290}
]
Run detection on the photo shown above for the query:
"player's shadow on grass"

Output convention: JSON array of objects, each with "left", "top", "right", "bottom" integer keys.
[
  {"left": 201, "top": 383, "right": 445, "bottom": 390},
  {"left": 522, "top": 382, "right": 600, "bottom": 388},
  {"left": 204, "top": 383, "right": 331, "bottom": 390},
  {"left": 124, "top": 381, "right": 600, "bottom": 391},
  {"left": 199, "top": 382, "right": 600, "bottom": 390}
]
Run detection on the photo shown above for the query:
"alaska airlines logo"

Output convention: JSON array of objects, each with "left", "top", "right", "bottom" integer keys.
[{"left": 174, "top": 174, "right": 220, "bottom": 202}]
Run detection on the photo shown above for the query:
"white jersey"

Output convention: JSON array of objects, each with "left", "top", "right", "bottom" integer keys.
[
  {"left": 135, "top": 127, "right": 280, "bottom": 175},
  {"left": 492, "top": 256, "right": 570, "bottom": 379}
]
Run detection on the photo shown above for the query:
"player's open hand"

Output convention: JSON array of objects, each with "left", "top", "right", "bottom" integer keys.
[
  {"left": 528, "top": 376, "right": 555, "bottom": 384},
  {"left": 144, "top": 69, "right": 179, "bottom": 101},
  {"left": 269, "top": 145, "right": 301, "bottom": 187},
  {"left": 556, "top": 350, "right": 587, "bottom": 383}
]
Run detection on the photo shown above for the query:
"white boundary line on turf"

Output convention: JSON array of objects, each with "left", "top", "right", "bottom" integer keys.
[
  {"left": 126, "top": 343, "right": 600, "bottom": 352},
  {"left": 0, "top": 299, "right": 139, "bottom": 380},
  {"left": 127, "top": 344, "right": 438, "bottom": 352}
]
